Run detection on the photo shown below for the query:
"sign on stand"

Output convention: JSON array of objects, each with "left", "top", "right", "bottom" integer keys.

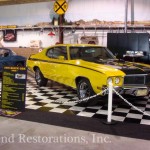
[{"left": 1, "top": 66, "right": 27, "bottom": 111}]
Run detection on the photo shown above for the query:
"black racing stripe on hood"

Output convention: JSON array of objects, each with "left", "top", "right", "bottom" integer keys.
[
  {"left": 86, "top": 59, "right": 148, "bottom": 75},
  {"left": 120, "top": 68, "right": 146, "bottom": 75}
]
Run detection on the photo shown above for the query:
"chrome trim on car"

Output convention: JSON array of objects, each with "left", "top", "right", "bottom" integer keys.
[{"left": 113, "top": 86, "right": 149, "bottom": 97}]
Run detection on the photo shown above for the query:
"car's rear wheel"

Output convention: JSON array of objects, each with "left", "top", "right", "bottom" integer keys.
[
  {"left": 35, "top": 68, "right": 48, "bottom": 86},
  {"left": 77, "top": 78, "right": 95, "bottom": 103}
]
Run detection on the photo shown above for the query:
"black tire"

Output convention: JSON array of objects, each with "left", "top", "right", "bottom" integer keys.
[
  {"left": 77, "top": 78, "right": 95, "bottom": 103},
  {"left": 35, "top": 68, "right": 48, "bottom": 86}
]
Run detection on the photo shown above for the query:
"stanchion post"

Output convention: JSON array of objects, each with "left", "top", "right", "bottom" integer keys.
[
  {"left": 103, "top": 82, "right": 116, "bottom": 125},
  {"left": 107, "top": 82, "right": 113, "bottom": 123}
]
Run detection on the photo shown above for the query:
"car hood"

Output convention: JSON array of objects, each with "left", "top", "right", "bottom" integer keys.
[{"left": 71, "top": 59, "right": 150, "bottom": 76}]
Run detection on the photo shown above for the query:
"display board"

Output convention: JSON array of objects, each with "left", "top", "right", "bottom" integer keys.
[{"left": 1, "top": 66, "right": 27, "bottom": 111}]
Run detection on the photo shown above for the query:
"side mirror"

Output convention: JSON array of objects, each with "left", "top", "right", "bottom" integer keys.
[{"left": 58, "top": 56, "right": 65, "bottom": 60}]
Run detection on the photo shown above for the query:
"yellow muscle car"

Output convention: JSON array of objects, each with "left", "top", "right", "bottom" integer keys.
[{"left": 27, "top": 44, "right": 150, "bottom": 102}]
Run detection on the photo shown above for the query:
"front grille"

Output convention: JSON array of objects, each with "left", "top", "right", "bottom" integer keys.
[
  {"left": 146, "top": 75, "right": 150, "bottom": 85},
  {"left": 124, "top": 74, "right": 150, "bottom": 85}
]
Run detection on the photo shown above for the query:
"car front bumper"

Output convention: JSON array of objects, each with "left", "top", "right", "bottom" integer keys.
[{"left": 113, "top": 86, "right": 149, "bottom": 97}]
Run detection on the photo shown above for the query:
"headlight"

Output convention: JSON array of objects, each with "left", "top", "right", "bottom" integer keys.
[
  {"left": 115, "top": 77, "right": 120, "bottom": 84},
  {"left": 107, "top": 77, "right": 113, "bottom": 84}
]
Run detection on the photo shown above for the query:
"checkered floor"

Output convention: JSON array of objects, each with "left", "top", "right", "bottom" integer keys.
[
  {"left": 24, "top": 74, "right": 150, "bottom": 126},
  {"left": 1, "top": 73, "right": 150, "bottom": 125}
]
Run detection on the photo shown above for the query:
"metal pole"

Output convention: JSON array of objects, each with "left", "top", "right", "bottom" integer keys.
[
  {"left": 107, "top": 82, "right": 113, "bottom": 123},
  {"left": 131, "top": 0, "right": 134, "bottom": 25},
  {"left": 125, "top": 0, "right": 128, "bottom": 33}
]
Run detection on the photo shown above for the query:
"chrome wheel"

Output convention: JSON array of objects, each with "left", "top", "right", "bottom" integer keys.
[
  {"left": 77, "top": 78, "right": 95, "bottom": 103},
  {"left": 79, "top": 81, "right": 91, "bottom": 99}
]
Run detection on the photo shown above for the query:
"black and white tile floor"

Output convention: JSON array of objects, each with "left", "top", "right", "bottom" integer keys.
[{"left": 25, "top": 75, "right": 150, "bottom": 126}]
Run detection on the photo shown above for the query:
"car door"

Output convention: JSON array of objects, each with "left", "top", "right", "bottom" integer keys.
[
  {"left": 39, "top": 47, "right": 54, "bottom": 79},
  {"left": 46, "top": 46, "right": 69, "bottom": 84}
]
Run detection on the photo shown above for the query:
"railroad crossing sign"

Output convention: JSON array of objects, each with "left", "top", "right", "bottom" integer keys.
[{"left": 54, "top": 0, "right": 68, "bottom": 15}]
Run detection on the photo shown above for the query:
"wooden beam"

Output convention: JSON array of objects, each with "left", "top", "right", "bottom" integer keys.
[{"left": 0, "top": 0, "right": 51, "bottom": 6}]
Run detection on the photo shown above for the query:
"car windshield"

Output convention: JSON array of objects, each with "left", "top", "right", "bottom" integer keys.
[
  {"left": 12, "top": 50, "right": 16, "bottom": 55},
  {"left": 0, "top": 49, "right": 10, "bottom": 57},
  {"left": 70, "top": 46, "right": 115, "bottom": 61},
  {"left": 0, "top": 48, "right": 17, "bottom": 58}
]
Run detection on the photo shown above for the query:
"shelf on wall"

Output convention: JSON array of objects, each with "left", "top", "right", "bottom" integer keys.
[{"left": 0, "top": 25, "right": 150, "bottom": 31}]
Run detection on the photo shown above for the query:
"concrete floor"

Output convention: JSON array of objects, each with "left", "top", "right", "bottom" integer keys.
[{"left": 0, "top": 116, "right": 149, "bottom": 150}]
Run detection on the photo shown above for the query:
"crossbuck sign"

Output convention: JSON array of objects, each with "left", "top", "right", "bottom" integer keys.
[{"left": 54, "top": 0, "right": 68, "bottom": 15}]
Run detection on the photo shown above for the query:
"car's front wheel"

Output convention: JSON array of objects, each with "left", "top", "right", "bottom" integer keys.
[
  {"left": 77, "top": 78, "right": 95, "bottom": 103},
  {"left": 35, "top": 68, "right": 48, "bottom": 86}
]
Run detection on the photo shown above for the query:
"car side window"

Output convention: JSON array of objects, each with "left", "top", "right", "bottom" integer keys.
[
  {"left": 70, "top": 47, "right": 93, "bottom": 59},
  {"left": 47, "top": 47, "right": 67, "bottom": 60},
  {"left": 70, "top": 47, "right": 81, "bottom": 59},
  {"left": 47, "top": 48, "right": 54, "bottom": 58}
]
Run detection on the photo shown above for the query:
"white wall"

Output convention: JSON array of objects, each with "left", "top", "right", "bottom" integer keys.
[
  {"left": 0, "top": 30, "right": 59, "bottom": 48},
  {"left": 0, "top": 0, "right": 149, "bottom": 25},
  {"left": 65, "top": 0, "right": 150, "bottom": 22},
  {"left": 64, "top": 30, "right": 108, "bottom": 46},
  {"left": 0, "top": 0, "right": 149, "bottom": 47},
  {"left": 0, "top": 2, "right": 55, "bottom": 26},
  {"left": 0, "top": 2, "right": 60, "bottom": 47}
]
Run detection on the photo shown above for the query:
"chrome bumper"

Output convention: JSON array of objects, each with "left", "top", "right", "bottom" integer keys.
[{"left": 113, "top": 86, "right": 149, "bottom": 97}]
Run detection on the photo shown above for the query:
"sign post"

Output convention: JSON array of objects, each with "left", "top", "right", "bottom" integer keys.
[{"left": 53, "top": 0, "right": 68, "bottom": 43}]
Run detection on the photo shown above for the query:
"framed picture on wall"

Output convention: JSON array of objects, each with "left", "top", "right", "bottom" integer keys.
[{"left": 3, "top": 29, "right": 17, "bottom": 42}]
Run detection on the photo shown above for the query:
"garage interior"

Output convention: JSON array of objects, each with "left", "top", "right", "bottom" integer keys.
[{"left": 0, "top": 0, "right": 150, "bottom": 150}]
